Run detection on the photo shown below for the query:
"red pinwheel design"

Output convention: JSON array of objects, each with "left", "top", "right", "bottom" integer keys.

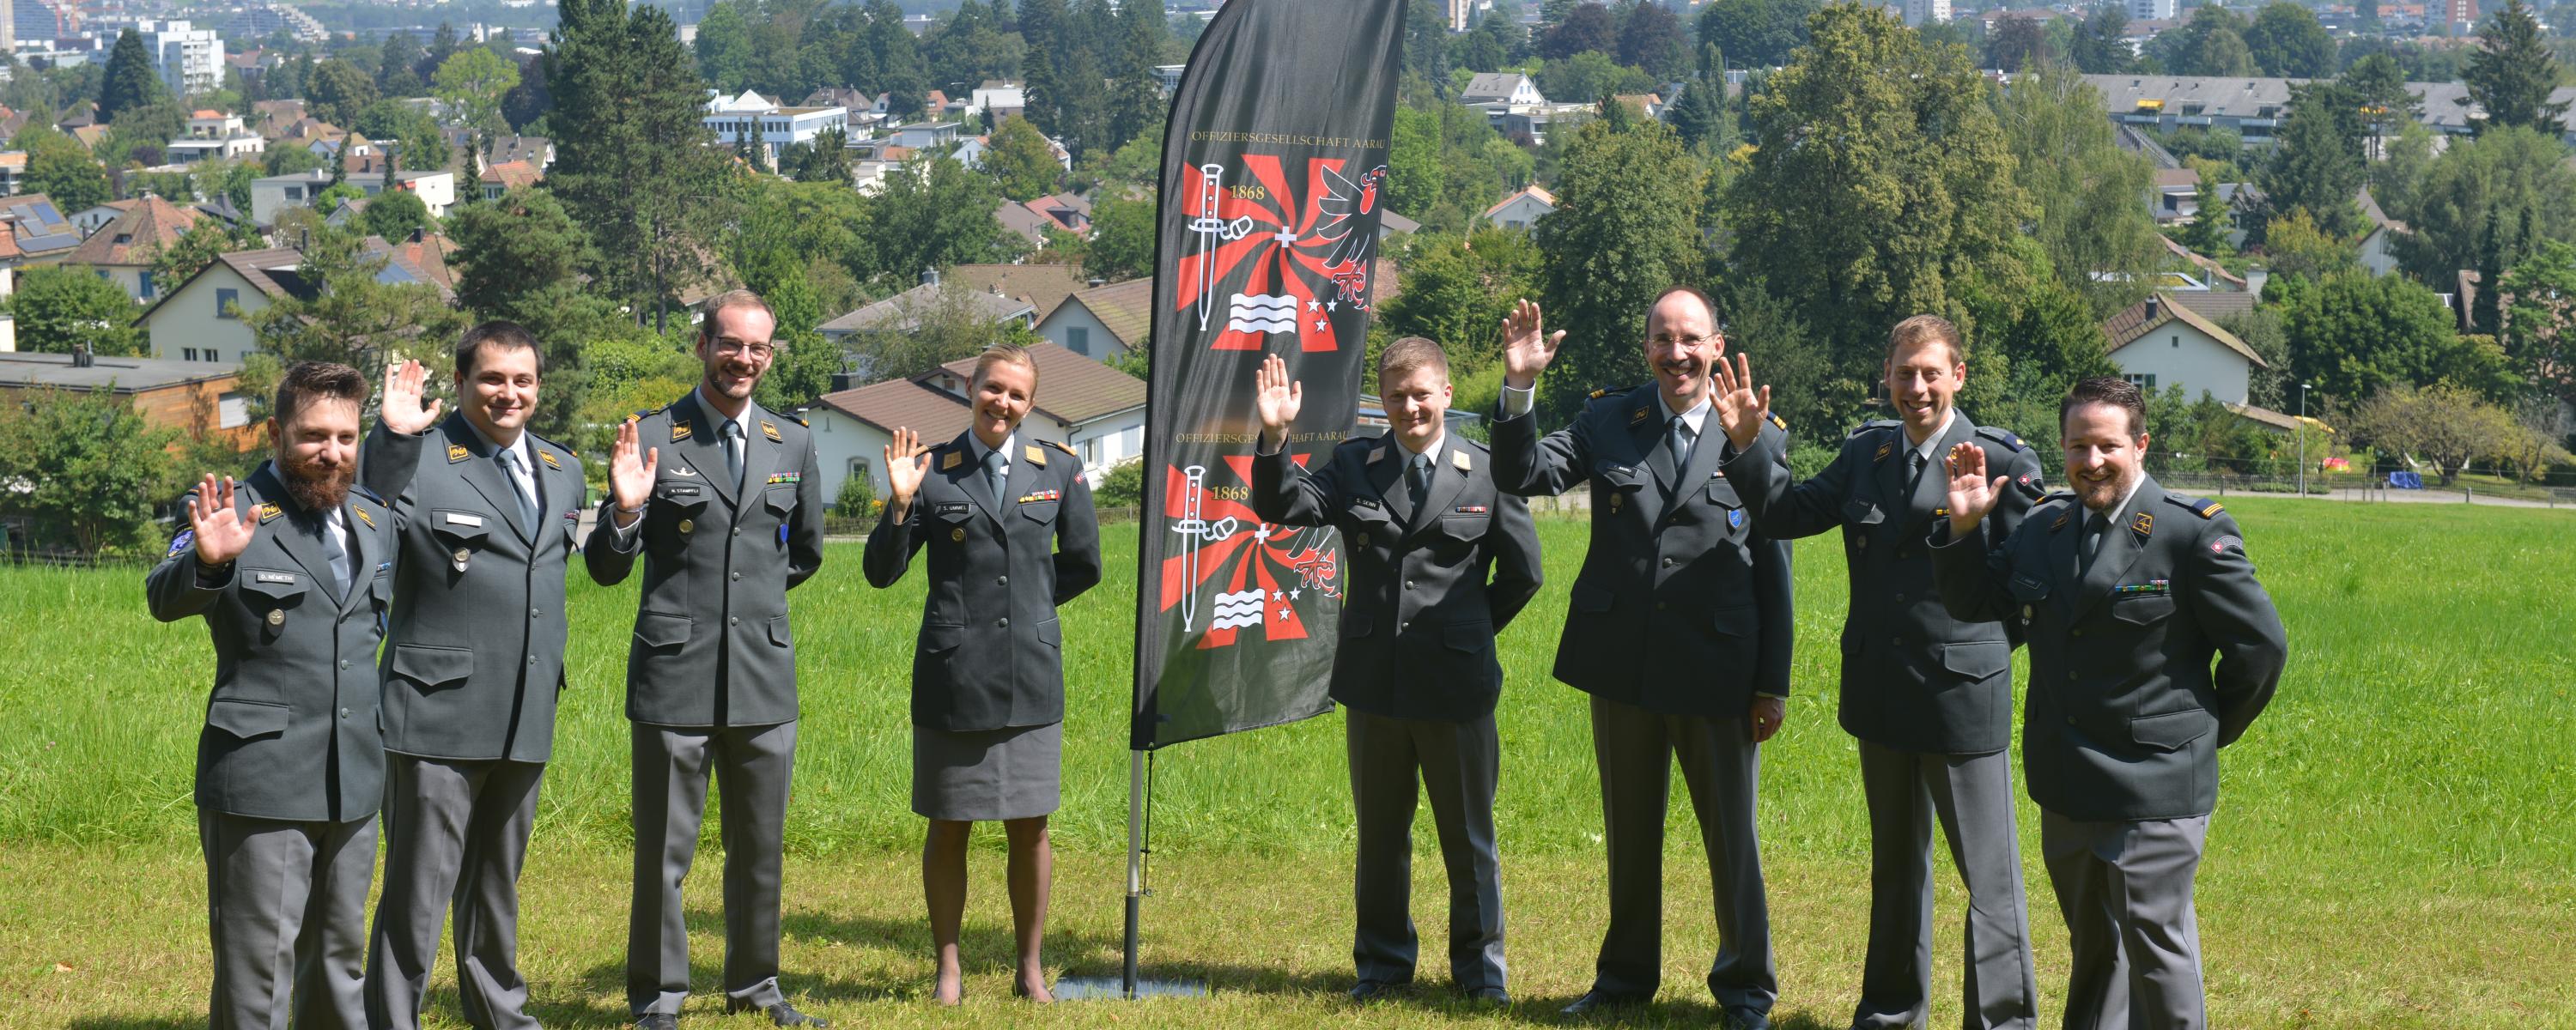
[
  {"left": 1157, "top": 454, "right": 1343, "bottom": 651},
  {"left": 1176, "top": 154, "right": 1382, "bottom": 354}
]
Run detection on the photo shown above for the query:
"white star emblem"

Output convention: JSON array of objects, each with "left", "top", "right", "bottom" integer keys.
[
  {"left": 1326, "top": 300, "right": 1338, "bottom": 312},
  {"left": 1315, "top": 318, "right": 1328, "bottom": 331},
  {"left": 1277, "top": 606, "right": 1291, "bottom": 621},
  {"left": 1307, "top": 298, "right": 1321, "bottom": 311},
  {"left": 1270, "top": 588, "right": 1284, "bottom": 601},
  {"left": 1289, "top": 587, "right": 1301, "bottom": 600}
]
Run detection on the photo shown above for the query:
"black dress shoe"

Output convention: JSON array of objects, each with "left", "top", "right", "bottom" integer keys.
[
  {"left": 633, "top": 1015, "right": 678, "bottom": 1030},
  {"left": 725, "top": 1000, "right": 829, "bottom": 1027},
  {"left": 1560, "top": 990, "right": 1649, "bottom": 1015},
  {"left": 1463, "top": 985, "right": 1511, "bottom": 1005},
  {"left": 1348, "top": 979, "right": 1406, "bottom": 1002},
  {"left": 1723, "top": 1007, "right": 1773, "bottom": 1030}
]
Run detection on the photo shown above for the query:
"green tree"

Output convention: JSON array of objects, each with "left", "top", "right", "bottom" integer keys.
[
  {"left": 866, "top": 0, "right": 929, "bottom": 119},
  {"left": 793, "top": 127, "right": 851, "bottom": 185},
  {"left": 2463, "top": 0, "right": 2572, "bottom": 136},
  {"left": 1727, "top": 3, "right": 2026, "bottom": 397},
  {"left": 2284, "top": 272, "right": 2470, "bottom": 401},
  {"left": 2244, "top": 2, "right": 2336, "bottom": 76},
  {"left": 100, "top": 98, "right": 187, "bottom": 168},
  {"left": 1536, "top": 51, "right": 1630, "bottom": 105},
  {"left": 2340, "top": 52, "right": 2419, "bottom": 161},
  {"left": 1985, "top": 18, "right": 2050, "bottom": 73},
  {"left": 1668, "top": 46, "right": 1736, "bottom": 151},
  {"left": 2263, "top": 208, "right": 2361, "bottom": 285},
  {"left": 739, "top": 245, "right": 835, "bottom": 410},
  {"left": 1617, "top": 0, "right": 1689, "bottom": 80},
  {"left": 548, "top": 0, "right": 736, "bottom": 330},
  {"left": 1996, "top": 65, "right": 2162, "bottom": 315},
  {"left": 1457, "top": 12, "right": 1523, "bottom": 71},
  {"left": 361, "top": 189, "right": 434, "bottom": 240},
  {"left": 2393, "top": 126, "right": 2576, "bottom": 285},
  {"left": 240, "top": 225, "right": 470, "bottom": 418},
  {"left": 1020, "top": 0, "right": 1070, "bottom": 138},
  {"left": 1081, "top": 192, "right": 1156, "bottom": 282},
  {"left": 2070, "top": 4, "right": 2137, "bottom": 74},
  {"left": 2256, "top": 80, "right": 2366, "bottom": 242},
  {"left": 0, "top": 385, "right": 176, "bottom": 554},
  {"left": 2178, "top": 164, "right": 2235, "bottom": 257},
  {"left": 984, "top": 115, "right": 1063, "bottom": 202},
  {"left": 1376, "top": 226, "right": 1542, "bottom": 375},
  {"left": 861, "top": 155, "right": 1007, "bottom": 288},
  {"left": 99, "top": 28, "right": 167, "bottom": 122},
  {"left": 379, "top": 31, "right": 428, "bottom": 96},
  {"left": 1534, "top": 111, "right": 1708, "bottom": 418},
  {"left": 22, "top": 134, "right": 112, "bottom": 212},
  {"left": 1104, "top": 0, "right": 1168, "bottom": 154},
  {"left": 5, "top": 265, "right": 144, "bottom": 356},
  {"left": 695, "top": 0, "right": 754, "bottom": 93},
  {"left": 433, "top": 48, "right": 520, "bottom": 139},
  {"left": 448, "top": 186, "right": 592, "bottom": 321},
  {"left": 1540, "top": 3, "right": 1617, "bottom": 59},
  {"left": 1697, "top": 0, "right": 1822, "bottom": 70},
  {"left": 2346, "top": 382, "right": 2524, "bottom": 483},
  {"left": 307, "top": 58, "right": 380, "bottom": 128},
  {"left": 2500, "top": 239, "right": 2576, "bottom": 409}
]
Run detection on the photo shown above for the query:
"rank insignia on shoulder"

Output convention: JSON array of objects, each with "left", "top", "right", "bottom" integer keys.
[
  {"left": 1044, "top": 439, "right": 1077, "bottom": 455},
  {"left": 1874, "top": 442, "right": 1894, "bottom": 462},
  {"left": 1590, "top": 388, "right": 1611, "bottom": 400},
  {"left": 671, "top": 421, "right": 693, "bottom": 443},
  {"left": 1024, "top": 444, "right": 1048, "bottom": 466},
  {"left": 941, "top": 450, "right": 963, "bottom": 470},
  {"left": 167, "top": 530, "right": 194, "bottom": 557},
  {"left": 2200, "top": 501, "right": 2224, "bottom": 518},
  {"left": 1452, "top": 449, "right": 1472, "bottom": 471},
  {"left": 761, "top": 420, "right": 782, "bottom": 443},
  {"left": 256, "top": 502, "right": 283, "bottom": 524},
  {"left": 1453, "top": 505, "right": 1489, "bottom": 514},
  {"left": 1767, "top": 412, "right": 1788, "bottom": 431},
  {"left": 765, "top": 472, "right": 803, "bottom": 485},
  {"left": 1974, "top": 426, "right": 2026, "bottom": 451},
  {"left": 1018, "top": 489, "right": 1063, "bottom": 504},
  {"left": 1628, "top": 406, "right": 1650, "bottom": 425},
  {"left": 447, "top": 444, "right": 471, "bottom": 464},
  {"left": 2131, "top": 512, "right": 2154, "bottom": 536},
  {"left": 354, "top": 508, "right": 375, "bottom": 529},
  {"left": 538, "top": 450, "right": 562, "bottom": 470}
]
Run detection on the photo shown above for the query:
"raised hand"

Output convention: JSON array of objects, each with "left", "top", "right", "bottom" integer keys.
[
  {"left": 1944, "top": 441, "right": 2005, "bottom": 535},
  {"left": 884, "top": 427, "right": 931, "bottom": 509},
  {"left": 186, "top": 474, "right": 255, "bottom": 566},
  {"left": 1253, "top": 353, "right": 1303, "bottom": 443},
  {"left": 1500, "top": 299, "right": 1565, "bottom": 389},
  {"left": 608, "top": 420, "right": 659, "bottom": 518},
  {"left": 1710, "top": 353, "right": 1772, "bottom": 451},
  {"left": 380, "top": 360, "right": 442, "bottom": 435}
]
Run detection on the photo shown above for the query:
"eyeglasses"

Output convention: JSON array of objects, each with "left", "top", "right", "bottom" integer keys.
[
  {"left": 713, "top": 338, "right": 778, "bottom": 361},
  {"left": 1649, "top": 333, "right": 1721, "bottom": 348}
]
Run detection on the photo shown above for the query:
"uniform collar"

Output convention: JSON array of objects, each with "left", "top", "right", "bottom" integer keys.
[
  {"left": 1656, "top": 390, "right": 1710, "bottom": 436},
  {"left": 463, "top": 415, "right": 531, "bottom": 467},
  {"left": 691, "top": 385, "right": 754, "bottom": 439},
  {"left": 967, "top": 430, "right": 1017, "bottom": 465},
  {"left": 1908, "top": 408, "right": 1956, "bottom": 461},
  {"left": 1391, "top": 429, "right": 1443, "bottom": 470}
]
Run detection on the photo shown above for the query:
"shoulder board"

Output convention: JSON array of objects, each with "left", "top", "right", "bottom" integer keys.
[
  {"left": 1586, "top": 384, "right": 1640, "bottom": 403},
  {"left": 787, "top": 412, "right": 809, "bottom": 427},
  {"left": 1766, "top": 412, "right": 1788, "bottom": 431},
  {"left": 1847, "top": 419, "right": 1899, "bottom": 439},
  {"left": 628, "top": 408, "right": 656, "bottom": 423},
  {"left": 2164, "top": 494, "right": 2224, "bottom": 519},
  {"left": 1042, "top": 439, "right": 1078, "bottom": 455},
  {"left": 2039, "top": 491, "right": 2080, "bottom": 506},
  {"left": 1972, "top": 425, "right": 2026, "bottom": 451},
  {"left": 351, "top": 485, "right": 385, "bottom": 505},
  {"left": 1588, "top": 388, "right": 1608, "bottom": 399}
]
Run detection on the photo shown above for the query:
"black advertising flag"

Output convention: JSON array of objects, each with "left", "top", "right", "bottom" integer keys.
[{"left": 1129, "top": 0, "right": 1405, "bottom": 749}]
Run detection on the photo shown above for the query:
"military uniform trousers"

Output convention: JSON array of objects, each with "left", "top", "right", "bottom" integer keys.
[
  {"left": 2041, "top": 811, "right": 2209, "bottom": 1030},
  {"left": 1854, "top": 741, "right": 2038, "bottom": 1030},
  {"left": 366, "top": 754, "right": 548, "bottom": 1030},
  {"left": 1587, "top": 694, "right": 1776, "bottom": 1011},
  {"left": 1346, "top": 707, "right": 1507, "bottom": 991},
  {"left": 629, "top": 720, "right": 798, "bottom": 1017},
  {"left": 201, "top": 809, "right": 377, "bottom": 1030}
]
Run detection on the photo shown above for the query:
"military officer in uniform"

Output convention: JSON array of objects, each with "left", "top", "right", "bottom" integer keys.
[
  {"left": 1933, "top": 377, "right": 2287, "bottom": 1030},
  {"left": 147, "top": 360, "right": 394, "bottom": 1030},
  {"left": 1487, "top": 291, "right": 1792, "bottom": 1030},
  {"left": 1248, "top": 340, "right": 1543, "bottom": 1004},
  {"left": 1713, "top": 315, "right": 2043, "bottom": 1030},
  {"left": 357, "top": 325, "right": 590, "bottom": 1030},
  {"left": 585, "top": 290, "right": 829, "bottom": 1029},
  {"left": 865, "top": 344, "right": 1103, "bottom": 1005}
]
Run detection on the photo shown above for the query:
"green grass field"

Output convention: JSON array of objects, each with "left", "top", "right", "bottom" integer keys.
[{"left": 3, "top": 497, "right": 2573, "bottom": 1028}]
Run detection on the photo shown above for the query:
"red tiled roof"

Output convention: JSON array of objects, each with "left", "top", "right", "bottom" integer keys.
[
  {"left": 935, "top": 340, "right": 1144, "bottom": 424},
  {"left": 67, "top": 195, "right": 201, "bottom": 268},
  {"left": 816, "top": 377, "right": 978, "bottom": 438}
]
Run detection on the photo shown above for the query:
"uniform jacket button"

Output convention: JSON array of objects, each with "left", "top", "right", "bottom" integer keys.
[
  {"left": 340, "top": 707, "right": 351, "bottom": 718},
  {"left": 996, "top": 576, "right": 1008, "bottom": 586},
  {"left": 730, "top": 616, "right": 740, "bottom": 626},
  {"left": 997, "top": 617, "right": 1010, "bottom": 628},
  {"left": 339, "top": 659, "right": 350, "bottom": 670}
]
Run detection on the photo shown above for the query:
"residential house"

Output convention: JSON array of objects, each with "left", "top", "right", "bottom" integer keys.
[
  {"left": 2356, "top": 186, "right": 2407, "bottom": 277},
  {"left": 72, "top": 199, "right": 139, "bottom": 237},
  {"left": 806, "top": 339, "right": 1146, "bottom": 500},
  {"left": 249, "top": 99, "right": 308, "bottom": 138},
  {"left": 703, "top": 88, "right": 851, "bottom": 168},
  {"left": 479, "top": 160, "right": 543, "bottom": 201},
  {"left": 972, "top": 82, "right": 1026, "bottom": 122},
  {"left": 0, "top": 348, "right": 261, "bottom": 450},
  {"left": 1484, "top": 185, "right": 1556, "bottom": 230},
  {"left": 0, "top": 152, "right": 25, "bottom": 197},
  {"left": 992, "top": 193, "right": 1093, "bottom": 248},
  {"left": 1035, "top": 277, "right": 1151, "bottom": 360},
  {"left": 1611, "top": 94, "right": 1665, "bottom": 119},
  {"left": 817, "top": 273, "right": 1040, "bottom": 348},
  {"left": 251, "top": 168, "right": 458, "bottom": 224},
  {"left": 2101, "top": 291, "right": 2268, "bottom": 404},
  {"left": 945, "top": 264, "right": 1087, "bottom": 320},
  {"left": 1461, "top": 72, "right": 1545, "bottom": 107},
  {"left": 65, "top": 195, "right": 202, "bottom": 301},
  {"left": 136, "top": 235, "right": 459, "bottom": 362},
  {"left": 0, "top": 194, "right": 82, "bottom": 264},
  {"left": 885, "top": 122, "right": 963, "bottom": 150},
  {"left": 2083, "top": 73, "right": 2576, "bottom": 147}
]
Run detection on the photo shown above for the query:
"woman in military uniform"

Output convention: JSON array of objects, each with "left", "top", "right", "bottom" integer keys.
[{"left": 864, "top": 345, "right": 1103, "bottom": 1004}]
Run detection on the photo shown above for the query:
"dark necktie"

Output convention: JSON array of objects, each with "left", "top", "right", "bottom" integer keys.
[
  {"left": 498, "top": 449, "right": 538, "bottom": 533},
  {"left": 2081, "top": 512, "right": 2110, "bottom": 574},
  {"left": 1905, "top": 448, "right": 1928, "bottom": 498},
  {"left": 1667, "top": 416, "right": 1694, "bottom": 471},
  {"left": 722, "top": 421, "right": 745, "bottom": 490},
  {"left": 319, "top": 513, "right": 349, "bottom": 599},
  {"left": 1406, "top": 451, "right": 1431, "bottom": 511},
  {"left": 984, "top": 449, "right": 1009, "bottom": 511}
]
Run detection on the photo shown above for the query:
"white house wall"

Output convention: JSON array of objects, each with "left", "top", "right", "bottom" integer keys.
[
  {"left": 2111, "top": 324, "right": 2251, "bottom": 405},
  {"left": 144, "top": 266, "right": 268, "bottom": 364}
]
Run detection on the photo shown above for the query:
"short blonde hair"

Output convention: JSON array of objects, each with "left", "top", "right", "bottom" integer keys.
[
  {"left": 1884, "top": 314, "right": 1963, "bottom": 367},
  {"left": 969, "top": 342, "right": 1039, "bottom": 395},
  {"left": 1376, "top": 336, "right": 1450, "bottom": 387}
]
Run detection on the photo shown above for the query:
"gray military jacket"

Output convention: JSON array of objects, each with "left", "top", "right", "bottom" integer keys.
[
  {"left": 1930, "top": 475, "right": 2288, "bottom": 821},
  {"left": 1490, "top": 385, "right": 1794, "bottom": 716},
  {"left": 145, "top": 464, "right": 394, "bottom": 823},
  {"left": 1250, "top": 433, "right": 1544, "bottom": 722},
  {"left": 863, "top": 433, "right": 1103, "bottom": 732},
  {"left": 1725, "top": 414, "right": 2044, "bottom": 754},
  {"left": 584, "top": 391, "right": 826, "bottom": 728},
  {"left": 362, "top": 415, "right": 588, "bottom": 762}
]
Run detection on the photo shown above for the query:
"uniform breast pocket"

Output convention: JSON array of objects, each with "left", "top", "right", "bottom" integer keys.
[
  {"left": 1843, "top": 497, "right": 1886, "bottom": 525},
  {"left": 763, "top": 486, "right": 797, "bottom": 517},
  {"left": 931, "top": 501, "right": 975, "bottom": 541},
  {"left": 1437, "top": 510, "right": 1489, "bottom": 542},
  {"left": 2111, "top": 594, "right": 2176, "bottom": 626},
  {"left": 239, "top": 568, "right": 308, "bottom": 639},
  {"left": 1019, "top": 498, "right": 1060, "bottom": 524},
  {"left": 431, "top": 509, "right": 492, "bottom": 558},
  {"left": 1708, "top": 480, "right": 1748, "bottom": 536}
]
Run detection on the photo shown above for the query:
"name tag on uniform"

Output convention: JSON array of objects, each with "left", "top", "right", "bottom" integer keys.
[
  {"left": 255, "top": 571, "right": 298, "bottom": 585},
  {"left": 935, "top": 502, "right": 971, "bottom": 516},
  {"left": 444, "top": 512, "right": 485, "bottom": 527}
]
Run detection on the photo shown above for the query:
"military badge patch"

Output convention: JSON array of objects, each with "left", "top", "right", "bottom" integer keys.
[
  {"left": 167, "top": 530, "right": 194, "bottom": 557},
  {"left": 2212, "top": 535, "right": 2244, "bottom": 554},
  {"left": 447, "top": 444, "right": 471, "bottom": 464},
  {"left": 354, "top": 508, "right": 375, "bottom": 529},
  {"left": 2131, "top": 512, "right": 2154, "bottom": 536},
  {"left": 760, "top": 420, "right": 782, "bottom": 443},
  {"left": 942, "top": 451, "right": 963, "bottom": 470},
  {"left": 1874, "top": 442, "right": 1894, "bottom": 462},
  {"left": 1629, "top": 407, "right": 1650, "bottom": 426},
  {"left": 671, "top": 421, "right": 693, "bottom": 443},
  {"left": 538, "top": 450, "right": 562, "bottom": 470},
  {"left": 256, "top": 502, "right": 283, "bottom": 524},
  {"left": 1452, "top": 449, "right": 1472, "bottom": 471},
  {"left": 1024, "top": 444, "right": 1048, "bottom": 467},
  {"left": 1727, "top": 508, "right": 1745, "bottom": 530}
]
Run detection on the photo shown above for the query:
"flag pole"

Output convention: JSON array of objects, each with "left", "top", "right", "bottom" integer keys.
[{"left": 1060, "top": 748, "right": 1204, "bottom": 1000}]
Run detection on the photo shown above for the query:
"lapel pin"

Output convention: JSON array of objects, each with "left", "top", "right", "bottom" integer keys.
[
  {"left": 2131, "top": 512, "right": 2154, "bottom": 536},
  {"left": 942, "top": 451, "right": 963, "bottom": 470},
  {"left": 671, "top": 421, "right": 693, "bottom": 443},
  {"left": 761, "top": 420, "right": 782, "bottom": 443},
  {"left": 447, "top": 444, "right": 471, "bottom": 464},
  {"left": 1451, "top": 449, "right": 1471, "bottom": 471}
]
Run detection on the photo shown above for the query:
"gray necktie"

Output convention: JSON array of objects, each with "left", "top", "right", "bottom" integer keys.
[
  {"left": 498, "top": 448, "right": 538, "bottom": 533},
  {"left": 2081, "top": 512, "right": 2110, "bottom": 574},
  {"left": 319, "top": 512, "right": 349, "bottom": 599},
  {"left": 722, "top": 421, "right": 745, "bottom": 490},
  {"left": 1406, "top": 451, "right": 1431, "bottom": 510},
  {"left": 1667, "top": 415, "right": 1694, "bottom": 471},
  {"left": 983, "top": 449, "right": 1008, "bottom": 511},
  {"left": 1906, "top": 449, "right": 1928, "bottom": 498}
]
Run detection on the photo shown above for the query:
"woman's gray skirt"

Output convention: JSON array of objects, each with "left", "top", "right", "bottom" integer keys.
[{"left": 910, "top": 721, "right": 1063, "bottom": 821}]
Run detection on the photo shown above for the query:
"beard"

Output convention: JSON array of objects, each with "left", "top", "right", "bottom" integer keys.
[
  {"left": 2074, "top": 465, "right": 2135, "bottom": 512},
  {"left": 281, "top": 455, "right": 355, "bottom": 513}
]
